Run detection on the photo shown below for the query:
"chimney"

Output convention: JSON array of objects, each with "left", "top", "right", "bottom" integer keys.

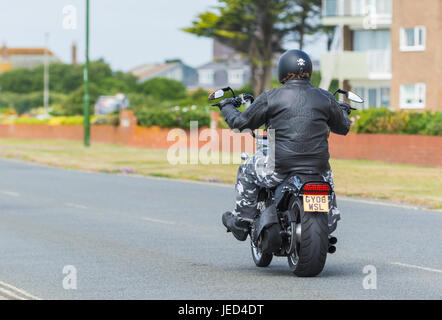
[
  {"left": 71, "top": 41, "right": 77, "bottom": 66},
  {"left": 1, "top": 42, "right": 8, "bottom": 59}
]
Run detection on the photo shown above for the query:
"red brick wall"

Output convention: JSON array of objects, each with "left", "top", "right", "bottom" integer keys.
[
  {"left": 0, "top": 123, "right": 440, "bottom": 167},
  {"left": 329, "top": 133, "right": 442, "bottom": 167}
]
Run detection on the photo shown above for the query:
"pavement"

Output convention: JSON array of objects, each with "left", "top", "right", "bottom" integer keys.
[{"left": 0, "top": 159, "right": 441, "bottom": 300}]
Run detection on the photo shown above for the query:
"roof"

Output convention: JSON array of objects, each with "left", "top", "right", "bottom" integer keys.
[
  {"left": 197, "top": 59, "right": 250, "bottom": 71},
  {"left": 2, "top": 47, "right": 56, "bottom": 56},
  {"left": 131, "top": 62, "right": 179, "bottom": 79},
  {"left": 0, "top": 46, "right": 60, "bottom": 71}
]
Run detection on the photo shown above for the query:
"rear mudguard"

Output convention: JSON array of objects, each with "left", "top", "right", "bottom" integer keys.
[
  {"left": 252, "top": 179, "right": 300, "bottom": 242},
  {"left": 252, "top": 203, "right": 278, "bottom": 242}
]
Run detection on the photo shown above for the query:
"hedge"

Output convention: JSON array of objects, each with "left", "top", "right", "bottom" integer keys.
[
  {"left": 136, "top": 107, "right": 210, "bottom": 129},
  {"left": 351, "top": 108, "right": 442, "bottom": 136},
  {"left": 2, "top": 107, "right": 440, "bottom": 136}
]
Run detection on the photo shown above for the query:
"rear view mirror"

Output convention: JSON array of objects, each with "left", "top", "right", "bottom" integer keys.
[
  {"left": 346, "top": 91, "right": 364, "bottom": 103},
  {"left": 208, "top": 89, "right": 224, "bottom": 100}
]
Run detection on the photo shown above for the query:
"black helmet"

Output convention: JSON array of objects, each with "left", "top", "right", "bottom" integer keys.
[{"left": 278, "top": 49, "right": 312, "bottom": 83}]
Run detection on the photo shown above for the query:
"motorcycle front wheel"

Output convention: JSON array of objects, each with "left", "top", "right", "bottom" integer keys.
[{"left": 287, "top": 198, "right": 328, "bottom": 277}]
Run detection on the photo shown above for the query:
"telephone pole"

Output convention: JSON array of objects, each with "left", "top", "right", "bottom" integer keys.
[
  {"left": 83, "top": 0, "right": 90, "bottom": 147},
  {"left": 43, "top": 32, "right": 49, "bottom": 116}
]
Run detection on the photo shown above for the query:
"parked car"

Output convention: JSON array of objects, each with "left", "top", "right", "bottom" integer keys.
[{"left": 94, "top": 93, "right": 129, "bottom": 115}]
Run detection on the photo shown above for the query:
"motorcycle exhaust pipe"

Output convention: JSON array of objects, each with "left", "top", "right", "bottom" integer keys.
[
  {"left": 329, "top": 236, "right": 337, "bottom": 245},
  {"left": 328, "top": 245, "right": 336, "bottom": 254}
]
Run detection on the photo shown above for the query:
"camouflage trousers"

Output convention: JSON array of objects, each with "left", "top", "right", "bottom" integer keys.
[{"left": 233, "top": 153, "right": 341, "bottom": 234}]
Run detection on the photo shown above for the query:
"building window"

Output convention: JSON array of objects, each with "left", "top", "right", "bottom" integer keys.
[
  {"left": 353, "top": 30, "right": 390, "bottom": 51},
  {"left": 380, "top": 87, "right": 390, "bottom": 107},
  {"left": 368, "top": 88, "right": 378, "bottom": 108},
  {"left": 375, "top": 0, "right": 392, "bottom": 15},
  {"left": 400, "top": 83, "right": 425, "bottom": 109},
  {"left": 228, "top": 69, "right": 244, "bottom": 85},
  {"left": 353, "top": 86, "right": 390, "bottom": 108},
  {"left": 353, "top": 87, "right": 366, "bottom": 108},
  {"left": 351, "top": 0, "right": 392, "bottom": 16},
  {"left": 324, "top": 0, "right": 337, "bottom": 16},
  {"left": 198, "top": 70, "right": 214, "bottom": 85},
  {"left": 400, "top": 26, "right": 425, "bottom": 51}
]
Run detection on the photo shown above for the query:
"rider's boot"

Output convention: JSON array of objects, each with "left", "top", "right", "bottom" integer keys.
[{"left": 222, "top": 211, "right": 249, "bottom": 241}]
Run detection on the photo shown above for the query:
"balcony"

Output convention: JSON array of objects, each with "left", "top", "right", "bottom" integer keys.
[
  {"left": 320, "top": 50, "right": 391, "bottom": 80},
  {"left": 322, "top": 0, "right": 392, "bottom": 28}
]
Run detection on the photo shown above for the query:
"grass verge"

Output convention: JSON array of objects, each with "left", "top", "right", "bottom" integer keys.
[{"left": 0, "top": 138, "right": 441, "bottom": 209}]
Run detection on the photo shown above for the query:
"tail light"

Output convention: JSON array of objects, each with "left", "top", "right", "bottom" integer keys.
[{"left": 302, "top": 183, "right": 331, "bottom": 195}]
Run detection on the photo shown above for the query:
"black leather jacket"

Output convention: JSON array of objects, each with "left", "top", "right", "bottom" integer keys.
[{"left": 220, "top": 79, "right": 351, "bottom": 174}]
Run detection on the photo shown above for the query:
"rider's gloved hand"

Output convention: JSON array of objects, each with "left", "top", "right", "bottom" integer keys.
[
  {"left": 338, "top": 101, "right": 352, "bottom": 115},
  {"left": 242, "top": 94, "right": 255, "bottom": 104},
  {"left": 217, "top": 97, "right": 242, "bottom": 109}
]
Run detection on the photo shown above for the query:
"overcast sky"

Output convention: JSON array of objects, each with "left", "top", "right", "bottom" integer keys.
[{"left": 0, "top": 0, "right": 326, "bottom": 71}]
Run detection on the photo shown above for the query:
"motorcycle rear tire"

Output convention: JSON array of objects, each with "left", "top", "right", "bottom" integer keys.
[{"left": 287, "top": 198, "right": 328, "bottom": 277}]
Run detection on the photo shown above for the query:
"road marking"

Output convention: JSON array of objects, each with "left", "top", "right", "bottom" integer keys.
[
  {"left": 65, "top": 202, "right": 88, "bottom": 210},
  {"left": 339, "top": 197, "right": 422, "bottom": 210},
  {"left": 0, "top": 288, "right": 25, "bottom": 300},
  {"left": 141, "top": 217, "right": 177, "bottom": 225},
  {"left": 391, "top": 262, "right": 442, "bottom": 274},
  {"left": 0, "top": 190, "right": 19, "bottom": 197},
  {"left": 0, "top": 280, "right": 41, "bottom": 300}
]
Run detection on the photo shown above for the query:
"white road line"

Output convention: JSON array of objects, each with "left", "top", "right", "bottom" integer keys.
[
  {"left": 391, "top": 262, "right": 442, "bottom": 274},
  {"left": 65, "top": 202, "right": 88, "bottom": 210},
  {"left": 0, "top": 288, "right": 25, "bottom": 300},
  {"left": 0, "top": 190, "right": 19, "bottom": 197},
  {"left": 0, "top": 280, "right": 41, "bottom": 300},
  {"left": 141, "top": 217, "right": 177, "bottom": 225},
  {"left": 339, "top": 197, "right": 421, "bottom": 210}
]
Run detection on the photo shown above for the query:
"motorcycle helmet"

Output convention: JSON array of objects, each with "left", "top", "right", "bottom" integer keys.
[{"left": 278, "top": 49, "right": 312, "bottom": 83}]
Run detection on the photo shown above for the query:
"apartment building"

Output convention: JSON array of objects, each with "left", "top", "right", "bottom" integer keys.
[{"left": 320, "top": 0, "right": 441, "bottom": 110}]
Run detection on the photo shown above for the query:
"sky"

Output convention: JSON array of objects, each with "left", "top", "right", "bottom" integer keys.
[{"left": 0, "top": 0, "right": 327, "bottom": 71}]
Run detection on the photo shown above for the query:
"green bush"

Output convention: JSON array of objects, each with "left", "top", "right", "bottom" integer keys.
[
  {"left": 6, "top": 117, "right": 50, "bottom": 125},
  {"left": 138, "top": 78, "right": 187, "bottom": 101},
  {"left": 136, "top": 107, "right": 210, "bottom": 129},
  {"left": 59, "top": 83, "right": 100, "bottom": 116},
  {"left": 0, "top": 91, "right": 66, "bottom": 115},
  {"left": 351, "top": 108, "right": 442, "bottom": 136},
  {"left": 92, "top": 114, "right": 120, "bottom": 126}
]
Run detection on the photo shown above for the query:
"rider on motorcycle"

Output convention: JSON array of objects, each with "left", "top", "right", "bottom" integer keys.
[{"left": 218, "top": 49, "right": 352, "bottom": 241}]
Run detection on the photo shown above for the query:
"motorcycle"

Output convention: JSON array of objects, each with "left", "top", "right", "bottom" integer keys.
[{"left": 209, "top": 86, "right": 363, "bottom": 277}]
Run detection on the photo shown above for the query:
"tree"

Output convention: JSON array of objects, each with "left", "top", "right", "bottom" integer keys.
[
  {"left": 184, "top": 0, "right": 324, "bottom": 95},
  {"left": 289, "top": 0, "right": 323, "bottom": 50},
  {"left": 0, "top": 60, "right": 136, "bottom": 95},
  {"left": 138, "top": 78, "right": 187, "bottom": 101},
  {"left": 61, "top": 83, "right": 100, "bottom": 116}
]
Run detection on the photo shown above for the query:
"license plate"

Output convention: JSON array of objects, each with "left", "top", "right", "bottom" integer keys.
[{"left": 303, "top": 195, "right": 329, "bottom": 212}]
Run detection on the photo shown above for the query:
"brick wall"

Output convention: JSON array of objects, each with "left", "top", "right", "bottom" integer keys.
[
  {"left": 0, "top": 122, "right": 440, "bottom": 167},
  {"left": 328, "top": 133, "right": 442, "bottom": 167}
]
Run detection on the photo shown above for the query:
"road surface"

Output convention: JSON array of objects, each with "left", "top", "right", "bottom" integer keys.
[{"left": 0, "top": 159, "right": 441, "bottom": 299}]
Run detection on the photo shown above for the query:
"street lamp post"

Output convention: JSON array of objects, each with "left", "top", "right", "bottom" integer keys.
[
  {"left": 43, "top": 32, "right": 49, "bottom": 117},
  {"left": 83, "top": 0, "right": 90, "bottom": 147}
]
